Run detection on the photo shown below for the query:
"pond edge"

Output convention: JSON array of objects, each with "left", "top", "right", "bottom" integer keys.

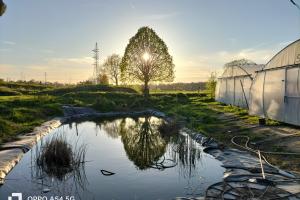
[{"left": 0, "top": 107, "right": 167, "bottom": 185}]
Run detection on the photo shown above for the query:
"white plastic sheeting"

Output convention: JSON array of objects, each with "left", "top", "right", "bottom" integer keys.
[
  {"left": 215, "top": 64, "right": 263, "bottom": 108},
  {"left": 249, "top": 39, "right": 300, "bottom": 126}
]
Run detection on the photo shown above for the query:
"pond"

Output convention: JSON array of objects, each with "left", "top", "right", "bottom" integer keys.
[{"left": 0, "top": 116, "right": 224, "bottom": 200}]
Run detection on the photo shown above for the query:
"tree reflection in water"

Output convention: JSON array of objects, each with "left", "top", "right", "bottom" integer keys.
[
  {"left": 102, "top": 116, "right": 167, "bottom": 170},
  {"left": 67, "top": 117, "right": 203, "bottom": 175},
  {"left": 100, "top": 116, "right": 202, "bottom": 174}
]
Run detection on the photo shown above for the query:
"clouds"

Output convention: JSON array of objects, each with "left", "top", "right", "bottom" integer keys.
[
  {"left": 145, "top": 12, "right": 180, "bottom": 20},
  {"left": 174, "top": 41, "right": 291, "bottom": 82},
  {"left": 0, "top": 40, "right": 15, "bottom": 52},
  {"left": 216, "top": 41, "right": 291, "bottom": 64},
  {"left": 48, "top": 56, "right": 94, "bottom": 67},
  {"left": 1, "top": 40, "right": 15, "bottom": 45},
  {"left": 0, "top": 56, "right": 94, "bottom": 83},
  {"left": 0, "top": 40, "right": 294, "bottom": 83}
]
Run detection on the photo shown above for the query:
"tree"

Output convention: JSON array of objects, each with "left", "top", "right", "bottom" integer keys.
[
  {"left": 121, "top": 26, "right": 175, "bottom": 97},
  {"left": 97, "top": 73, "right": 109, "bottom": 85},
  {"left": 103, "top": 54, "right": 121, "bottom": 86},
  {"left": 206, "top": 72, "right": 217, "bottom": 99},
  {"left": 0, "top": 0, "right": 6, "bottom": 16}
]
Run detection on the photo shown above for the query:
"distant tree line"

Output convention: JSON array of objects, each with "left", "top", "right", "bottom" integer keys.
[
  {"left": 149, "top": 82, "right": 206, "bottom": 91},
  {"left": 0, "top": 78, "right": 70, "bottom": 87}
]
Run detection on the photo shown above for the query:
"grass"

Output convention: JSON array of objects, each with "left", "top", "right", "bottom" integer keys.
[
  {"left": 0, "top": 88, "right": 254, "bottom": 144},
  {"left": 0, "top": 95, "right": 63, "bottom": 143},
  {"left": 2, "top": 82, "right": 297, "bottom": 171},
  {"left": 0, "top": 83, "right": 139, "bottom": 143},
  {"left": 36, "top": 134, "right": 87, "bottom": 180}
]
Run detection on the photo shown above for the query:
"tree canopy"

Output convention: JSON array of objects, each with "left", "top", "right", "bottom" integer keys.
[
  {"left": 0, "top": 0, "right": 6, "bottom": 16},
  {"left": 121, "top": 26, "right": 174, "bottom": 97},
  {"left": 104, "top": 54, "right": 121, "bottom": 86}
]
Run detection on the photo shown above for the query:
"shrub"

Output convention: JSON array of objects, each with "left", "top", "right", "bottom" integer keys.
[
  {"left": 92, "top": 96, "right": 116, "bottom": 112},
  {"left": 205, "top": 72, "right": 217, "bottom": 99}
]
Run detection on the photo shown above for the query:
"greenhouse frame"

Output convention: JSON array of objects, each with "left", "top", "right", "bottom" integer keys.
[
  {"left": 215, "top": 63, "right": 263, "bottom": 109},
  {"left": 249, "top": 39, "right": 300, "bottom": 126}
]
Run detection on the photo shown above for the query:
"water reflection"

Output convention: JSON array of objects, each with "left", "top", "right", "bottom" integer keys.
[
  {"left": 94, "top": 117, "right": 202, "bottom": 174},
  {"left": 66, "top": 117, "right": 203, "bottom": 173},
  {"left": 99, "top": 117, "right": 167, "bottom": 170},
  {"left": 120, "top": 117, "right": 167, "bottom": 170},
  {"left": 31, "top": 133, "right": 88, "bottom": 198},
  {"left": 169, "top": 133, "right": 203, "bottom": 178},
  {"left": 0, "top": 117, "right": 224, "bottom": 199}
]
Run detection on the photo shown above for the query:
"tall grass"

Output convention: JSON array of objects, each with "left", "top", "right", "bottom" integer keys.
[{"left": 36, "top": 134, "right": 87, "bottom": 181}]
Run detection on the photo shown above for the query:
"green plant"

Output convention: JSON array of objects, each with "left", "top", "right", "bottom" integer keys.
[
  {"left": 92, "top": 96, "right": 116, "bottom": 112},
  {"left": 36, "top": 134, "right": 86, "bottom": 180},
  {"left": 205, "top": 72, "right": 217, "bottom": 99}
]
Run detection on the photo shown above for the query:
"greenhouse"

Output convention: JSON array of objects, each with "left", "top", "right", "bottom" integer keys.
[
  {"left": 249, "top": 39, "right": 300, "bottom": 126},
  {"left": 215, "top": 62, "right": 263, "bottom": 108}
]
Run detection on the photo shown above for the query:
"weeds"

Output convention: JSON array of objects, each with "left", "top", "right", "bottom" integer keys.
[{"left": 36, "top": 134, "right": 87, "bottom": 180}]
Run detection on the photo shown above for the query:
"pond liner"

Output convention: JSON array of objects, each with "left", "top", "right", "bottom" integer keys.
[
  {"left": 205, "top": 181, "right": 300, "bottom": 200},
  {"left": 0, "top": 144, "right": 31, "bottom": 153},
  {"left": 0, "top": 119, "right": 62, "bottom": 185},
  {"left": 184, "top": 129, "right": 300, "bottom": 199}
]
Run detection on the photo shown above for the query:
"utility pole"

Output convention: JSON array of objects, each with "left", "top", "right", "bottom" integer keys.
[
  {"left": 92, "top": 42, "right": 100, "bottom": 84},
  {"left": 44, "top": 72, "right": 47, "bottom": 84}
]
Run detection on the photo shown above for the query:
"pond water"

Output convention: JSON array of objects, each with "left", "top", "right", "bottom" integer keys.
[{"left": 0, "top": 116, "right": 224, "bottom": 200}]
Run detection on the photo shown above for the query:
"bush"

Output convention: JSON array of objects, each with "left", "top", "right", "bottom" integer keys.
[
  {"left": 92, "top": 96, "right": 116, "bottom": 112},
  {"left": 97, "top": 74, "right": 109, "bottom": 85},
  {"left": 206, "top": 72, "right": 217, "bottom": 99}
]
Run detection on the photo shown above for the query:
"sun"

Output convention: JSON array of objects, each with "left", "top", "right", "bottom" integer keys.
[{"left": 142, "top": 52, "right": 150, "bottom": 61}]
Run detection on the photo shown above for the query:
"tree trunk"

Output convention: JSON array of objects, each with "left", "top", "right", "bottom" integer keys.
[
  {"left": 115, "top": 77, "right": 118, "bottom": 86},
  {"left": 143, "top": 80, "right": 149, "bottom": 98}
]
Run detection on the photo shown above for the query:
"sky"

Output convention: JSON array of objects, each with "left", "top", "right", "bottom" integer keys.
[{"left": 0, "top": 0, "right": 300, "bottom": 83}]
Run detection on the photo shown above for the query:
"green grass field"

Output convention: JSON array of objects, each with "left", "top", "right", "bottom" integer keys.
[
  {"left": 0, "top": 81, "right": 256, "bottom": 144},
  {"left": 2, "top": 81, "right": 299, "bottom": 171}
]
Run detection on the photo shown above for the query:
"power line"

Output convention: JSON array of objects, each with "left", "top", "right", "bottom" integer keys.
[
  {"left": 44, "top": 72, "right": 47, "bottom": 84},
  {"left": 290, "top": 0, "right": 300, "bottom": 10},
  {"left": 92, "top": 42, "right": 100, "bottom": 84}
]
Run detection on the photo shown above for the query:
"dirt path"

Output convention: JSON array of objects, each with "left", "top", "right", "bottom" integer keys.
[{"left": 207, "top": 106, "right": 300, "bottom": 172}]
